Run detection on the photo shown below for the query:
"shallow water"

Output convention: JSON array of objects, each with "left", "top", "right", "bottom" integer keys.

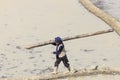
[{"left": 91, "top": 0, "right": 120, "bottom": 21}]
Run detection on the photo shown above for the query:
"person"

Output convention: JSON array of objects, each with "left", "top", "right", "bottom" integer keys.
[{"left": 50, "top": 37, "right": 71, "bottom": 74}]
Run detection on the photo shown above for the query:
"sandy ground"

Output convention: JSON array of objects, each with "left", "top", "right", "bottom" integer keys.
[{"left": 0, "top": 0, "right": 120, "bottom": 79}]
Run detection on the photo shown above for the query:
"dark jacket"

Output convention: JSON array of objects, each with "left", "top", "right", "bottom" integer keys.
[
  {"left": 52, "top": 42, "right": 64, "bottom": 55},
  {"left": 52, "top": 42, "right": 67, "bottom": 59}
]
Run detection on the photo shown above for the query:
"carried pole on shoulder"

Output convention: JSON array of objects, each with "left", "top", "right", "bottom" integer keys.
[{"left": 25, "top": 29, "right": 114, "bottom": 49}]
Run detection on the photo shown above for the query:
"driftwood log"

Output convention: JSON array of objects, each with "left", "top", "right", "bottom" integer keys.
[
  {"left": 79, "top": 0, "right": 120, "bottom": 35},
  {"left": 33, "top": 66, "right": 120, "bottom": 80},
  {"left": 5, "top": 66, "right": 120, "bottom": 80},
  {"left": 26, "top": 29, "right": 113, "bottom": 49}
]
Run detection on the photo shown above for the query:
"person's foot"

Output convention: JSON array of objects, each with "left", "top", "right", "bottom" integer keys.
[
  {"left": 51, "top": 71, "right": 58, "bottom": 74},
  {"left": 64, "top": 70, "right": 71, "bottom": 74},
  {"left": 64, "top": 67, "right": 71, "bottom": 74},
  {"left": 51, "top": 67, "right": 58, "bottom": 74}
]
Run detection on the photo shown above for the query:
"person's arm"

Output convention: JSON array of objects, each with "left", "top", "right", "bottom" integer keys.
[
  {"left": 51, "top": 42, "right": 56, "bottom": 46},
  {"left": 49, "top": 40, "right": 56, "bottom": 46}
]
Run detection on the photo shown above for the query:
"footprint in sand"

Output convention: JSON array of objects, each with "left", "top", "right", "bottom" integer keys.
[
  {"left": 6, "top": 43, "right": 11, "bottom": 46},
  {"left": 42, "top": 60, "right": 46, "bottom": 62},
  {"left": 16, "top": 46, "right": 22, "bottom": 50},
  {"left": 28, "top": 56, "right": 35, "bottom": 59},
  {"left": 103, "top": 58, "right": 108, "bottom": 61}
]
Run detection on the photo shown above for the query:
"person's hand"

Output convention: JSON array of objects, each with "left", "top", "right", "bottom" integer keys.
[
  {"left": 49, "top": 40, "right": 52, "bottom": 43},
  {"left": 50, "top": 51, "right": 56, "bottom": 54},
  {"left": 53, "top": 51, "right": 56, "bottom": 54}
]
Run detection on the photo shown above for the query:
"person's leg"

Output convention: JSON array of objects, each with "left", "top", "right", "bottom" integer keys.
[
  {"left": 52, "top": 58, "right": 61, "bottom": 74},
  {"left": 52, "top": 66, "right": 58, "bottom": 74},
  {"left": 62, "top": 55, "right": 71, "bottom": 72}
]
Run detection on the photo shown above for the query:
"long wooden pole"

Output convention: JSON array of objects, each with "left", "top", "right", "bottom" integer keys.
[{"left": 25, "top": 29, "right": 113, "bottom": 49}]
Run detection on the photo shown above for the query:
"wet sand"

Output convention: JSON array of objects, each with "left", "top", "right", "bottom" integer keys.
[{"left": 0, "top": 0, "right": 120, "bottom": 79}]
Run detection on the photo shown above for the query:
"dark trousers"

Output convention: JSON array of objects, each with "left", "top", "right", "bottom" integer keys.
[{"left": 54, "top": 55, "right": 70, "bottom": 68}]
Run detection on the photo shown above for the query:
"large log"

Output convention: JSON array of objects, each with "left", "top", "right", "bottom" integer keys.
[
  {"left": 79, "top": 0, "right": 120, "bottom": 35},
  {"left": 34, "top": 66, "right": 120, "bottom": 80},
  {"left": 5, "top": 66, "right": 120, "bottom": 80},
  {"left": 25, "top": 29, "right": 113, "bottom": 49}
]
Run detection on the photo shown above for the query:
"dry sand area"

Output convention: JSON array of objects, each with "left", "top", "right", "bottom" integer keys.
[{"left": 0, "top": 0, "right": 120, "bottom": 79}]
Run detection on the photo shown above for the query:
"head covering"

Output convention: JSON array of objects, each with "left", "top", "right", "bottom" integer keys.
[{"left": 55, "top": 37, "right": 62, "bottom": 43}]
